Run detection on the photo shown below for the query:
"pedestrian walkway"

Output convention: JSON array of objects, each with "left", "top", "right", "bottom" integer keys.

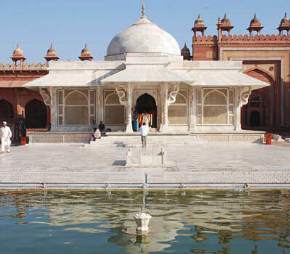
[{"left": 0, "top": 139, "right": 289, "bottom": 189}]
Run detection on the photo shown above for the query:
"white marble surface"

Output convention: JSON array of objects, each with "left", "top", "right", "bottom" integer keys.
[{"left": 0, "top": 140, "right": 289, "bottom": 186}]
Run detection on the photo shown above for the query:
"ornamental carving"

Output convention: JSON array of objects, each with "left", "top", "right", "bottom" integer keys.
[
  {"left": 167, "top": 85, "right": 180, "bottom": 105},
  {"left": 115, "top": 86, "right": 127, "bottom": 106},
  {"left": 39, "top": 88, "right": 51, "bottom": 106},
  {"left": 240, "top": 87, "right": 252, "bottom": 106}
]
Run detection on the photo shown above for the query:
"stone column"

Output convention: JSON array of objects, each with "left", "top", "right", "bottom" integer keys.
[
  {"left": 96, "top": 86, "right": 101, "bottom": 124},
  {"left": 160, "top": 84, "right": 168, "bottom": 132},
  {"left": 126, "top": 84, "right": 133, "bottom": 133},
  {"left": 189, "top": 87, "right": 197, "bottom": 132},
  {"left": 235, "top": 87, "right": 251, "bottom": 131},
  {"left": 50, "top": 88, "right": 58, "bottom": 131}
]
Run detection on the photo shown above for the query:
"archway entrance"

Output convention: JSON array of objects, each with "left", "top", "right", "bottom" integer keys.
[
  {"left": 25, "top": 99, "right": 47, "bottom": 128},
  {"left": 133, "top": 93, "right": 157, "bottom": 131},
  {"left": 0, "top": 100, "right": 13, "bottom": 124},
  {"left": 250, "top": 111, "right": 261, "bottom": 127}
]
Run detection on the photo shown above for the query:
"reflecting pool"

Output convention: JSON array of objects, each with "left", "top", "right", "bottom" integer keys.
[{"left": 0, "top": 190, "right": 289, "bottom": 254}]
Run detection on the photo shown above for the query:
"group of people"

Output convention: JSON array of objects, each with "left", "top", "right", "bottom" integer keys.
[
  {"left": 91, "top": 121, "right": 106, "bottom": 141},
  {"left": 0, "top": 121, "right": 12, "bottom": 153},
  {"left": 92, "top": 120, "right": 150, "bottom": 148},
  {"left": 1, "top": 119, "right": 150, "bottom": 152}
]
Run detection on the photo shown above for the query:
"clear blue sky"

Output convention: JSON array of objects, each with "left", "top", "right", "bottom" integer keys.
[{"left": 0, "top": 0, "right": 289, "bottom": 62}]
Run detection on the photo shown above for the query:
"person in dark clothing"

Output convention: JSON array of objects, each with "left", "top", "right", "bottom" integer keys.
[{"left": 98, "top": 121, "right": 106, "bottom": 135}]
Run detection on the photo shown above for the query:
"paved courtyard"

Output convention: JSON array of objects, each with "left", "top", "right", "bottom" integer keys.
[{"left": 0, "top": 140, "right": 289, "bottom": 189}]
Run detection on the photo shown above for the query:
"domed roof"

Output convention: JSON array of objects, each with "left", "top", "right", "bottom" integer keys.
[
  {"left": 79, "top": 44, "right": 93, "bottom": 61},
  {"left": 220, "top": 13, "right": 233, "bottom": 31},
  {"left": 278, "top": 13, "right": 290, "bottom": 30},
  {"left": 248, "top": 14, "right": 263, "bottom": 32},
  {"left": 192, "top": 15, "right": 207, "bottom": 32},
  {"left": 106, "top": 15, "right": 180, "bottom": 59},
  {"left": 45, "top": 44, "right": 59, "bottom": 61},
  {"left": 11, "top": 45, "right": 26, "bottom": 62},
  {"left": 12, "top": 45, "right": 24, "bottom": 57}
]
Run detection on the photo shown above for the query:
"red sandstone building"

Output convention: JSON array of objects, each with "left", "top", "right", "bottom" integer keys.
[{"left": 0, "top": 14, "right": 290, "bottom": 134}]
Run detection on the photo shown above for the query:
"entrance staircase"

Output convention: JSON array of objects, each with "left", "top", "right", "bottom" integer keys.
[{"left": 27, "top": 131, "right": 264, "bottom": 144}]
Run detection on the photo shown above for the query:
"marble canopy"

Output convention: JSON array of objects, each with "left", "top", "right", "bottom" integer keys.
[{"left": 25, "top": 14, "right": 269, "bottom": 133}]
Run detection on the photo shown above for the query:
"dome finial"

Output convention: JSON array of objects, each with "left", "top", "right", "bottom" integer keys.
[{"left": 141, "top": 0, "right": 145, "bottom": 18}]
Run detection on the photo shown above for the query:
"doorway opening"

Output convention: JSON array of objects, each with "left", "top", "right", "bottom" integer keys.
[
  {"left": 133, "top": 93, "right": 157, "bottom": 131},
  {"left": 0, "top": 100, "right": 13, "bottom": 124},
  {"left": 25, "top": 99, "right": 47, "bottom": 129}
]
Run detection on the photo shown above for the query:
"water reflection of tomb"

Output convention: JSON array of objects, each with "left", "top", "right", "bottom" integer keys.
[{"left": 1, "top": 190, "right": 288, "bottom": 253}]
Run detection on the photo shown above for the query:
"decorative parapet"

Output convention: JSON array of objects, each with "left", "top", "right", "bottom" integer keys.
[
  {"left": 194, "top": 34, "right": 290, "bottom": 45},
  {"left": 193, "top": 35, "right": 218, "bottom": 44},
  {"left": 0, "top": 63, "right": 48, "bottom": 72}
]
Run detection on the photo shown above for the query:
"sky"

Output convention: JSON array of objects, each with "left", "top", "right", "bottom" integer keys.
[{"left": 0, "top": 0, "right": 289, "bottom": 63}]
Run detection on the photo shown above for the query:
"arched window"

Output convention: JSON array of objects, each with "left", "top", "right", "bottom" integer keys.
[
  {"left": 64, "top": 91, "right": 88, "bottom": 125},
  {"left": 0, "top": 100, "right": 13, "bottom": 124},
  {"left": 104, "top": 91, "right": 125, "bottom": 125},
  {"left": 196, "top": 88, "right": 233, "bottom": 125},
  {"left": 25, "top": 99, "right": 47, "bottom": 128},
  {"left": 168, "top": 91, "right": 188, "bottom": 124},
  {"left": 203, "top": 90, "right": 227, "bottom": 124}
]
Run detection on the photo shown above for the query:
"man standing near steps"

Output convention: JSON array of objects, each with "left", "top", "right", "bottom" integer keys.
[
  {"left": 0, "top": 121, "right": 12, "bottom": 153},
  {"left": 140, "top": 122, "right": 149, "bottom": 148}
]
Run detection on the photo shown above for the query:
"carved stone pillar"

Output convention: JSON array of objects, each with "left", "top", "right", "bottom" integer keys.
[
  {"left": 235, "top": 87, "right": 251, "bottom": 131},
  {"left": 50, "top": 88, "right": 58, "bottom": 131},
  {"left": 39, "top": 87, "right": 54, "bottom": 131},
  {"left": 115, "top": 84, "right": 133, "bottom": 133},
  {"left": 96, "top": 86, "right": 101, "bottom": 124},
  {"left": 160, "top": 84, "right": 179, "bottom": 132},
  {"left": 189, "top": 87, "right": 196, "bottom": 132},
  {"left": 160, "top": 84, "right": 169, "bottom": 132},
  {"left": 126, "top": 84, "right": 133, "bottom": 133}
]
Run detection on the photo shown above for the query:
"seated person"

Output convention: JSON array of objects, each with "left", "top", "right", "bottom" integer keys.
[
  {"left": 91, "top": 129, "right": 101, "bottom": 141},
  {"left": 98, "top": 121, "right": 106, "bottom": 135}
]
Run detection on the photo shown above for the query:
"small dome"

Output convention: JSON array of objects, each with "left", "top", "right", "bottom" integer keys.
[
  {"left": 13, "top": 46, "right": 24, "bottom": 57},
  {"left": 278, "top": 13, "right": 290, "bottom": 31},
  {"left": 11, "top": 45, "right": 25, "bottom": 62},
  {"left": 79, "top": 44, "right": 93, "bottom": 61},
  {"left": 192, "top": 15, "right": 207, "bottom": 33},
  {"left": 248, "top": 14, "right": 263, "bottom": 33},
  {"left": 106, "top": 15, "right": 180, "bottom": 59},
  {"left": 181, "top": 43, "right": 191, "bottom": 60},
  {"left": 45, "top": 44, "right": 59, "bottom": 62},
  {"left": 219, "top": 14, "right": 234, "bottom": 31}
]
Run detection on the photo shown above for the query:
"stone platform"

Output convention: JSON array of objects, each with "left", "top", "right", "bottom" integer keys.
[
  {"left": 0, "top": 136, "right": 289, "bottom": 189},
  {"left": 27, "top": 130, "right": 265, "bottom": 144}
]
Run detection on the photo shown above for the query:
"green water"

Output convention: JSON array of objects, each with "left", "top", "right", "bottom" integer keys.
[{"left": 0, "top": 190, "right": 289, "bottom": 254}]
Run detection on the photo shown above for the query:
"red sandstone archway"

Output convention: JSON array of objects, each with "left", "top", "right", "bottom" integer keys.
[
  {"left": 242, "top": 69, "right": 274, "bottom": 130},
  {"left": 25, "top": 99, "right": 47, "bottom": 129},
  {"left": 0, "top": 100, "right": 14, "bottom": 124}
]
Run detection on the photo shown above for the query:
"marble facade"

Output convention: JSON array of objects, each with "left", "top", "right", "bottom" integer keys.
[{"left": 26, "top": 14, "right": 268, "bottom": 134}]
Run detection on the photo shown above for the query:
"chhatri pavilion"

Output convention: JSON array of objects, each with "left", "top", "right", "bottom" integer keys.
[{"left": 26, "top": 7, "right": 268, "bottom": 134}]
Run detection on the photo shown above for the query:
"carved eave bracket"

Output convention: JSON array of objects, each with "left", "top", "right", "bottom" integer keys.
[
  {"left": 115, "top": 86, "right": 128, "bottom": 106},
  {"left": 167, "top": 85, "right": 180, "bottom": 105},
  {"left": 240, "top": 86, "right": 252, "bottom": 107},
  {"left": 39, "top": 87, "right": 51, "bottom": 106}
]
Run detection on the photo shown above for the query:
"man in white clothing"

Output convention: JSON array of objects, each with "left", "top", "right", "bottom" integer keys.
[
  {"left": 140, "top": 122, "right": 149, "bottom": 148},
  {"left": 0, "top": 121, "right": 12, "bottom": 153}
]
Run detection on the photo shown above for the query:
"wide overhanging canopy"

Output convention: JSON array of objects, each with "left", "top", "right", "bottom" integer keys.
[
  {"left": 101, "top": 68, "right": 190, "bottom": 84},
  {"left": 174, "top": 70, "right": 270, "bottom": 89},
  {"left": 24, "top": 70, "right": 112, "bottom": 87},
  {"left": 24, "top": 67, "right": 270, "bottom": 89}
]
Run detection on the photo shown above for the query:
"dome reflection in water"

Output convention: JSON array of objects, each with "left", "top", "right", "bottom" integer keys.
[{"left": 0, "top": 190, "right": 289, "bottom": 254}]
